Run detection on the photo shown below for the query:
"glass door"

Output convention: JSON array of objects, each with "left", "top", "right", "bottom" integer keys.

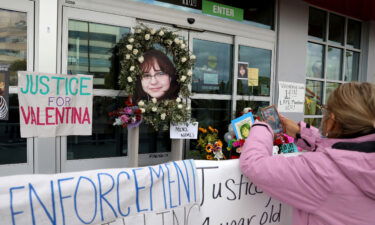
[
  {"left": 134, "top": 21, "right": 189, "bottom": 166},
  {"left": 0, "top": 0, "right": 34, "bottom": 176},
  {"left": 186, "top": 34, "right": 274, "bottom": 158},
  {"left": 188, "top": 31, "right": 234, "bottom": 156},
  {"left": 234, "top": 36, "right": 274, "bottom": 116},
  {"left": 60, "top": 7, "right": 136, "bottom": 172}
]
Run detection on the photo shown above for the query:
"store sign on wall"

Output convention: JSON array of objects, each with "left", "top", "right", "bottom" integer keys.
[
  {"left": 17, "top": 71, "right": 93, "bottom": 137},
  {"left": 202, "top": 0, "right": 244, "bottom": 21},
  {"left": 158, "top": 0, "right": 202, "bottom": 9}
]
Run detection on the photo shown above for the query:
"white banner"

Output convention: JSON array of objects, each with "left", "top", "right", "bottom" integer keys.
[
  {"left": 101, "top": 160, "right": 293, "bottom": 225},
  {"left": 0, "top": 160, "right": 199, "bottom": 225},
  {"left": 18, "top": 71, "right": 93, "bottom": 137},
  {"left": 278, "top": 81, "right": 305, "bottom": 113}
]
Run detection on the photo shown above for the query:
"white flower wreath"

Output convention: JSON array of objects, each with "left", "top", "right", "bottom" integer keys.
[{"left": 116, "top": 25, "right": 196, "bottom": 130}]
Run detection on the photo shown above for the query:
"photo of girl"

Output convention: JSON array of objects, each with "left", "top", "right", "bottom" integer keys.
[
  {"left": 0, "top": 81, "right": 8, "bottom": 120},
  {"left": 134, "top": 49, "right": 180, "bottom": 102},
  {"left": 238, "top": 62, "right": 248, "bottom": 79}
]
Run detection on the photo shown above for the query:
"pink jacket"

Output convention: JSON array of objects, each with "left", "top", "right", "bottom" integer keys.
[{"left": 240, "top": 122, "right": 375, "bottom": 225}]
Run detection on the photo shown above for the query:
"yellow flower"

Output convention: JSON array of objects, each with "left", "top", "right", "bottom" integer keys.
[
  {"left": 199, "top": 128, "right": 207, "bottom": 133},
  {"left": 206, "top": 155, "right": 213, "bottom": 160},
  {"left": 205, "top": 144, "right": 214, "bottom": 153},
  {"left": 215, "top": 140, "right": 223, "bottom": 147}
]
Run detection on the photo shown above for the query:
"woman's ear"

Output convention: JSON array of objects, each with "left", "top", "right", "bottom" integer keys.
[{"left": 325, "top": 112, "right": 339, "bottom": 137}]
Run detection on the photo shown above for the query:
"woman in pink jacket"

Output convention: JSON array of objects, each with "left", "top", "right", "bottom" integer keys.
[{"left": 240, "top": 82, "right": 375, "bottom": 225}]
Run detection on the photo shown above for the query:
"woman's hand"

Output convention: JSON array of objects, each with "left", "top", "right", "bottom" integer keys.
[{"left": 280, "top": 115, "right": 300, "bottom": 138}]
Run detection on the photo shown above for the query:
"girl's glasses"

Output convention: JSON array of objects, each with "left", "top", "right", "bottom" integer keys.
[{"left": 141, "top": 72, "right": 168, "bottom": 81}]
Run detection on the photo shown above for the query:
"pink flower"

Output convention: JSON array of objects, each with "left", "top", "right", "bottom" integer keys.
[
  {"left": 120, "top": 115, "right": 130, "bottom": 123},
  {"left": 123, "top": 107, "right": 132, "bottom": 114}
]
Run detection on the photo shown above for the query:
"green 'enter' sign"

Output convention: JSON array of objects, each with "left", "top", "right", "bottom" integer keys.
[{"left": 202, "top": 0, "right": 244, "bottom": 21}]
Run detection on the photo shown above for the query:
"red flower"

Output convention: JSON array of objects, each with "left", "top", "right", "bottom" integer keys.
[
  {"left": 274, "top": 138, "right": 283, "bottom": 145},
  {"left": 134, "top": 108, "right": 142, "bottom": 114},
  {"left": 125, "top": 96, "right": 134, "bottom": 106}
]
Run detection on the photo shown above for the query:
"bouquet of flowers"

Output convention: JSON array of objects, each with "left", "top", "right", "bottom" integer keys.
[
  {"left": 273, "top": 133, "right": 299, "bottom": 154},
  {"left": 109, "top": 97, "right": 142, "bottom": 128},
  {"left": 191, "top": 126, "right": 225, "bottom": 160},
  {"left": 226, "top": 138, "right": 245, "bottom": 159}
]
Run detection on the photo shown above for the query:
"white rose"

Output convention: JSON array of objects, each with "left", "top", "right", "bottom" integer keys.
[
  {"left": 135, "top": 29, "right": 141, "bottom": 33},
  {"left": 128, "top": 38, "right": 134, "bottom": 43},
  {"left": 176, "top": 97, "right": 181, "bottom": 103},
  {"left": 145, "top": 34, "right": 150, "bottom": 40},
  {"left": 174, "top": 38, "right": 180, "bottom": 44},
  {"left": 127, "top": 76, "right": 133, "bottom": 82},
  {"left": 158, "top": 30, "right": 164, "bottom": 36},
  {"left": 181, "top": 57, "right": 187, "bottom": 63},
  {"left": 152, "top": 107, "right": 157, "bottom": 112},
  {"left": 126, "top": 44, "right": 133, "bottom": 50},
  {"left": 180, "top": 75, "right": 187, "bottom": 82},
  {"left": 186, "top": 106, "right": 191, "bottom": 110},
  {"left": 113, "top": 118, "right": 122, "bottom": 126},
  {"left": 140, "top": 108, "right": 146, "bottom": 113},
  {"left": 190, "top": 54, "right": 196, "bottom": 60},
  {"left": 152, "top": 98, "right": 157, "bottom": 103},
  {"left": 161, "top": 113, "right": 166, "bottom": 120},
  {"left": 187, "top": 70, "right": 193, "bottom": 76},
  {"left": 138, "top": 56, "right": 144, "bottom": 63},
  {"left": 180, "top": 43, "right": 186, "bottom": 49},
  {"left": 150, "top": 29, "right": 156, "bottom": 35},
  {"left": 125, "top": 54, "right": 131, "bottom": 59},
  {"left": 166, "top": 40, "right": 173, "bottom": 45},
  {"left": 133, "top": 49, "right": 138, "bottom": 55},
  {"left": 129, "top": 66, "right": 135, "bottom": 71},
  {"left": 138, "top": 100, "right": 145, "bottom": 106},
  {"left": 177, "top": 104, "right": 183, "bottom": 109}
]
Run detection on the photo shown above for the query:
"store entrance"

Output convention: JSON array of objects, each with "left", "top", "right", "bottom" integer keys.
[{"left": 59, "top": 6, "right": 274, "bottom": 172}]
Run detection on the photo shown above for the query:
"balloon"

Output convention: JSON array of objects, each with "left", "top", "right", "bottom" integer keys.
[
  {"left": 224, "top": 132, "right": 233, "bottom": 143},
  {"left": 228, "top": 124, "right": 235, "bottom": 136}
]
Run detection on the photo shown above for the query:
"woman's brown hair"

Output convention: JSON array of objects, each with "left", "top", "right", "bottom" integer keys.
[
  {"left": 326, "top": 82, "right": 375, "bottom": 138},
  {"left": 134, "top": 49, "right": 180, "bottom": 101}
]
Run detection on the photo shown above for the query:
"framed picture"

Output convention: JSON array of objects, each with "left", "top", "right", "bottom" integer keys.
[
  {"left": 231, "top": 112, "right": 254, "bottom": 140},
  {"left": 0, "top": 70, "right": 9, "bottom": 120},
  {"left": 260, "top": 105, "right": 283, "bottom": 134},
  {"left": 237, "top": 62, "right": 248, "bottom": 79}
]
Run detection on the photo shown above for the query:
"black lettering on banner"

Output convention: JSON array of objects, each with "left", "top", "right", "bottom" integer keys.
[
  {"left": 212, "top": 183, "right": 222, "bottom": 199},
  {"left": 172, "top": 209, "right": 180, "bottom": 225},
  {"left": 157, "top": 210, "right": 170, "bottom": 225},
  {"left": 196, "top": 166, "right": 219, "bottom": 206},
  {"left": 209, "top": 175, "right": 263, "bottom": 201},
  {"left": 225, "top": 179, "right": 236, "bottom": 201},
  {"left": 259, "top": 203, "right": 281, "bottom": 225},
  {"left": 202, "top": 217, "right": 210, "bottom": 225}
]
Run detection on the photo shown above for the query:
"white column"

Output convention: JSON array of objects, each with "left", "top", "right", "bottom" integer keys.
[
  {"left": 276, "top": 0, "right": 309, "bottom": 122},
  {"left": 364, "top": 21, "right": 375, "bottom": 83},
  {"left": 171, "top": 139, "right": 184, "bottom": 161},
  {"left": 127, "top": 127, "right": 139, "bottom": 167},
  {"left": 34, "top": 0, "right": 58, "bottom": 173}
]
